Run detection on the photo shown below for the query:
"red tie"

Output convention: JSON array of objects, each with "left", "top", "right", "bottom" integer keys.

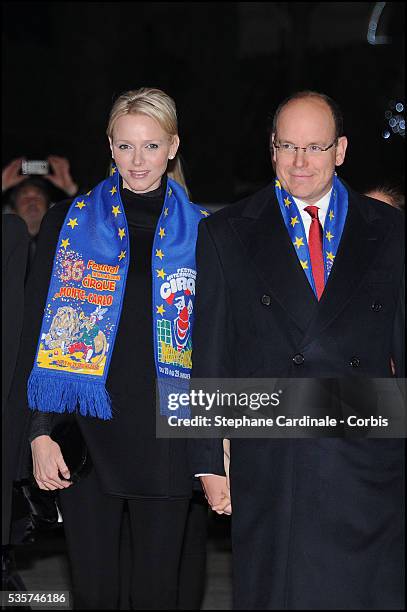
[{"left": 304, "top": 205, "right": 324, "bottom": 300}]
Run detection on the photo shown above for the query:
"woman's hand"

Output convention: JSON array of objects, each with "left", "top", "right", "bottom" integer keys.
[
  {"left": 199, "top": 475, "right": 232, "bottom": 515},
  {"left": 31, "top": 435, "right": 72, "bottom": 490}
]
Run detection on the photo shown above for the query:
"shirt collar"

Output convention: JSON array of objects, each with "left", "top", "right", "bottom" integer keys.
[{"left": 293, "top": 188, "right": 332, "bottom": 215}]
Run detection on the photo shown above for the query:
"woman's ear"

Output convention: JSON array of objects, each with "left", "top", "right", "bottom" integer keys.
[{"left": 169, "top": 135, "right": 180, "bottom": 160}]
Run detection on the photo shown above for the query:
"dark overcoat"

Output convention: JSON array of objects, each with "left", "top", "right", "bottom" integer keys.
[{"left": 189, "top": 182, "right": 405, "bottom": 610}]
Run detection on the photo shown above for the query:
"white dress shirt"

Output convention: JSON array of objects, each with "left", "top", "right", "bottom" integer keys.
[{"left": 293, "top": 188, "right": 332, "bottom": 238}]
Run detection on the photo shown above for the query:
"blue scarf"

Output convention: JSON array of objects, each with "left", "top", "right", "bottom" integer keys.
[
  {"left": 28, "top": 168, "right": 209, "bottom": 420},
  {"left": 274, "top": 174, "right": 348, "bottom": 296}
]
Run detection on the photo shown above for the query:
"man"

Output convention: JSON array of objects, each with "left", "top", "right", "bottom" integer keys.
[
  {"left": 190, "top": 92, "right": 404, "bottom": 609},
  {"left": 2, "top": 156, "right": 79, "bottom": 268},
  {"left": 9, "top": 179, "right": 51, "bottom": 239}
]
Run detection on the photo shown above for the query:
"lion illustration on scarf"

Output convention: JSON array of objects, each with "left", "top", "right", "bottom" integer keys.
[
  {"left": 41, "top": 306, "right": 81, "bottom": 354},
  {"left": 42, "top": 305, "right": 109, "bottom": 365}
]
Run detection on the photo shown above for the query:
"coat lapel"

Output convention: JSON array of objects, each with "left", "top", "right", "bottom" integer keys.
[
  {"left": 229, "top": 186, "right": 317, "bottom": 334},
  {"left": 229, "top": 184, "right": 393, "bottom": 347},
  {"left": 300, "top": 189, "right": 393, "bottom": 348}
]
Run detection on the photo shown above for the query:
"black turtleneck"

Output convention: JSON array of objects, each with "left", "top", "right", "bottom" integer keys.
[{"left": 121, "top": 177, "right": 165, "bottom": 229}]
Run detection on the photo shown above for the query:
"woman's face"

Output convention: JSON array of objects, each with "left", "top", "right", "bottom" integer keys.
[{"left": 109, "top": 113, "right": 179, "bottom": 193}]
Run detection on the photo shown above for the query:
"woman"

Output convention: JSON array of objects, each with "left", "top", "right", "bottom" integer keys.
[{"left": 21, "top": 88, "right": 208, "bottom": 609}]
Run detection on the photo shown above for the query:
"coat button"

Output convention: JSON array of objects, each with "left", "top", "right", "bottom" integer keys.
[
  {"left": 293, "top": 353, "right": 305, "bottom": 365},
  {"left": 371, "top": 302, "right": 382, "bottom": 312},
  {"left": 261, "top": 294, "right": 271, "bottom": 306},
  {"left": 350, "top": 357, "right": 360, "bottom": 368}
]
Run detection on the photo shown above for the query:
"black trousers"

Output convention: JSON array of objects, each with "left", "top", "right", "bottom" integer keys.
[{"left": 59, "top": 469, "right": 206, "bottom": 610}]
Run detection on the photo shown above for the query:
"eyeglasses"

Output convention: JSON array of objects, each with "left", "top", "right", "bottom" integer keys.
[{"left": 272, "top": 139, "right": 337, "bottom": 155}]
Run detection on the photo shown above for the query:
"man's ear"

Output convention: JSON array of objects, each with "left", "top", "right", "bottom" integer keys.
[
  {"left": 335, "top": 136, "right": 348, "bottom": 167},
  {"left": 271, "top": 133, "right": 277, "bottom": 164}
]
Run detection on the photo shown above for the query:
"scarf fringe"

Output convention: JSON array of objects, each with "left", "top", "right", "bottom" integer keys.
[{"left": 28, "top": 371, "right": 112, "bottom": 420}]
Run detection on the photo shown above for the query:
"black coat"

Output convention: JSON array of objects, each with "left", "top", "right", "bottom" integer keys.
[
  {"left": 2, "top": 214, "right": 29, "bottom": 544},
  {"left": 10, "top": 196, "right": 192, "bottom": 499},
  {"left": 189, "top": 182, "right": 405, "bottom": 609}
]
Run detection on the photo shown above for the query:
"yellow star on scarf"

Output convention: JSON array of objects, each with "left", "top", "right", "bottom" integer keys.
[
  {"left": 67, "top": 218, "right": 78, "bottom": 229},
  {"left": 326, "top": 230, "right": 334, "bottom": 242},
  {"left": 275, "top": 179, "right": 281, "bottom": 189},
  {"left": 159, "top": 227, "right": 166, "bottom": 239},
  {"left": 156, "top": 268, "right": 166, "bottom": 279},
  {"left": 118, "top": 250, "right": 126, "bottom": 261},
  {"left": 290, "top": 216, "right": 299, "bottom": 227},
  {"left": 155, "top": 249, "right": 164, "bottom": 260},
  {"left": 87, "top": 190, "right": 92, "bottom": 196},
  {"left": 75, "top": 200, "right": 86, "bottom": 210},
  {"left": 164, "top": 207, "right": 169, "bottom": 217},
  {"left": 118, "top": 228, "right": 126, "bottom": 240},
  {"left": 61, "top": 238, "right": 70, "bottom": 249},
  {"left": 200, "top": 210, "right": 210, "bottom": 217},
  {"left": 293, "top": 236, "right": 304, "bottom": 249},
  {"left": 112, "top": 205, "right": 121, "bottom": 217},
  {"left": 284, "top": 197, "right": 291, "bottom": 208},
  {"left": 156, "top": 304, "right": 166, "bottom": 315},
  {"left": 168, "top": 188, "right": 172, "bottom": 197},
  {"left": 326, "top": 251, "right": 335, "bottom": 262},
  {"left": 110, "top": 186, "right": 117, "bottom": 196},
  {"left": 110, "top": 166, "right": 117, "bottom": 176},
  {"left": 328, "top": 210, "right": 334, "bottom": 221},
  {"left": 300, "top": 260, "right": 308, "bottom": 270}
]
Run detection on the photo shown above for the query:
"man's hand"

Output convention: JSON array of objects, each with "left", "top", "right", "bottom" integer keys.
[
  {"left": 45, "top": 155, "right": 78, "bottom": 196},
  {"left": 31, "top": 435, "right": 72, "bottom": 490},
  {"left": 2, "top": 158, "right": 26, "bottom": 192},
  {"left": 200, "top": 474, "right": 232, "bottom": 515}
]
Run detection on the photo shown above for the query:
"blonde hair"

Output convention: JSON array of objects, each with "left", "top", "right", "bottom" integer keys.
[{"left": 107, "top": 87, "right": 189, "bottom": 196}]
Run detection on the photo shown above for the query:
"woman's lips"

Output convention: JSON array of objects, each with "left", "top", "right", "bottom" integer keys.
[{"left": 129, "top": 170, "right": 150, "bottom": 178}]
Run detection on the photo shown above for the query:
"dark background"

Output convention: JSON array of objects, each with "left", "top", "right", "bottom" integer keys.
[{"left": 2, "top": 1, "right": 405, "bottom": 204}]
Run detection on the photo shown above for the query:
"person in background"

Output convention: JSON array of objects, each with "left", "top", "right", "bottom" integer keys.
[
  {"left": 364, "top": 183, "right": 404, "bottom": 377},
  {"left": 2, "top": 155, "right": 79, "bottom": 203},
  {"left": 2, "top": 214, "right": 30, "bottom": 595},
  {"left": 2, "top": 157, "right": 79, "bottom": 268},
  {"left": 7, "top": 177, "right": 52, "bottom": 239},
  {"left": 11, "top": 87, "right": 208, "bottom": 610},
  {"left": 364, "top": 183, "right": 405, "bottom": 209}
]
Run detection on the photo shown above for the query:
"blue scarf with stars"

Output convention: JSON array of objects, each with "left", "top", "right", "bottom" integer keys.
[
  {"left": 28, "top": 168, "right": 209, "bottom": 419},
  {"left": 274, "top": 175, "right": 348, "bottom": 296}
]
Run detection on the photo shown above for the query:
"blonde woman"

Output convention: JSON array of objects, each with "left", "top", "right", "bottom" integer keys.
[{"left": 20, "top": 88, "right": 208, "bottom": 609}]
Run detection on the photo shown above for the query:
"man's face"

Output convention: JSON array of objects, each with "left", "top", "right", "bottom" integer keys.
[
  {"left": 272, "top": 97, "right": 347, "bottom": 204},
  {"left": 14, "top": 185, "right": 48, "bottom": 226}
]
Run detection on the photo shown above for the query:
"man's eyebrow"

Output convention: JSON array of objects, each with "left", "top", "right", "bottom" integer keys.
[{"left": 278, "top": 139, "right": 327, "bottom": 145}]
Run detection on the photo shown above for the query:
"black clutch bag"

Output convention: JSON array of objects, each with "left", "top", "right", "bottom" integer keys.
[
  {"left": 18, "top": 419, "right": 91, "bottom": 535},
  {"left": 51, "top": 419, "right": 92, "bottom": 484}
]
